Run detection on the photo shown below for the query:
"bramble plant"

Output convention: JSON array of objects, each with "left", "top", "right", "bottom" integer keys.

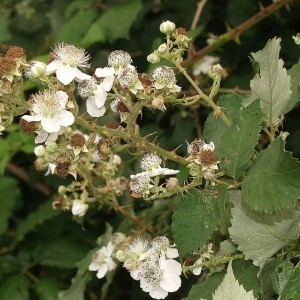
[{"left": 0, "top": 1, "right": 300, "bottom": 299}]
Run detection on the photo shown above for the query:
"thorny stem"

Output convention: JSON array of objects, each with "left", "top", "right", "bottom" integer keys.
[
  {"left": 182, "top": 253, "right": 245, "bottom": 273},
  {"left": 183, "top": 0, "right": 293, "bottom": 67},
  {"left": 75, "top": 116, "right": 188, "bottom": 165},
  {"left": 175, "top": 62, "right": 231, "bottom": 126}
]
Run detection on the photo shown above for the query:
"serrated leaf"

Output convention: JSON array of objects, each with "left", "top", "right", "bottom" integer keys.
[
  {"left": 232, "top": 260, "right": 262, "bottom": 298},
  {"left": 15, "top": 199, "right": 56, "bottom": 241},
  {"left": 172, "top": 186, "right": 227, "bottom": 260},
  {"left": 204, "top": 95, "right": 262, "bottom": 180},
  {"left": 187, "top": 271, "right": 225, "bottom": 300},
  {"left": 270, "top": 260, "right": 294, "bottom": 295},
  {"left": 58, "top": 271, "right": 91, "bottom": 300},
  {"left": 243, "top": 38, "right": 292, "bottom": 126},
  {"left": 228, "top": 191, "right": 300, "bottom": 267},
  {"left": 241, "top": 137, "right": 300, "bottom": 213},
  {"left": 204, "top": 94, "right": 242, "bottom": 145},
  {"left": 220, "top": 100, "right": 262, "bottom": 179},
  {"left": 0, "top": 177, "right": 20, "bottom": 236},
  {"left": 280, "top": 262, "right": 300, "bottom": 299},
  {"left": 212, "top": 261, "right": 256, "bottom": 300},
  {"left": 0, "top": 274, "right": 30, "bottom": 300},
  {"left": 286, "top": 58, "right": 300, "bottom": 112},
  {"left": 82, "top": 0, "right": 142, "bottom": 46}
]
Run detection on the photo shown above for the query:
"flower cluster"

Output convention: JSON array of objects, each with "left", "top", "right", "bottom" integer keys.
[
  {"left": 116, "top": 236, "right": 181, "bottom": 299},
  {"left": 89, "top": 232, "right": 126, "bottom": 279},
  {"left": 187, "top": 138, "right": 219, "bottom": 183},
  {"left": 128, "top": 153, "right": 179, "bottom": 199}
]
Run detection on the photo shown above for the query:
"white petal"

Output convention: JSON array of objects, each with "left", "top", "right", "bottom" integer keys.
[
  {"left": 56, "top": 65, "right": 77, "bottom": 85},
  {"left": 86, "top": 98, "right": 106, "bottom": 117},
  {"left": 93, "top": 88, "right": 107, "bottom": 107},
  {"left": 166, "top": 247, "right": 179, "bottom": 259},
  {"left": 22, "top": 115, "right": 42, "bottom": 122},
  {"left": 56, "top": 111, "right": 75, "bottom": 127},
  {"left": 55, "top": 91, "right": 69, "bottom": 107},
  {"left": 96, "top": 264, "right": 108, "bottom": 279},
  {"left": 95, "top": 67, "right": 115, "bottom": 78},
  {"left": 140, "top": 278, "right": 154, "bottom": 292},
  {"left": 149, "top": 286, "right": 168, "bottom": 299},
  {"left": 41, "top": 117, "right": 61, "bottom": 133},
  {"left": 192, "top": 257, "right": 203, "bottom": 275},
  {"left": 160, "top": 272, "right": 181, "bottom": 293},
  {"left": 74, "top": 69, "right": 91, "bottom": 82},
  {"left": 46, "top": 61, "right": 62, "bottom": 74},
  {"left": 88, "top": 262, "right": 100, "bottom": 271},
  {"left": 100, "top": 75, "right": 114, "bottom": 91}
]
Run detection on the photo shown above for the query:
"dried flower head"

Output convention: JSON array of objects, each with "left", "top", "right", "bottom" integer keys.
[
  {"left": 151, "top": 66, "right": 181, "bottom": 93},
  {"left": 108, "top": 50, "right": 132, "bottom": 74}
]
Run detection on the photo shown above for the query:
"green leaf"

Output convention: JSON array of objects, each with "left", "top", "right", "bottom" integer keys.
[
  {"left": 280, "top": 262, "right": 300, "bottom": 299},
  {"left": 232, "top": 260, "right": 262, "bottom": 298},
  {"left": 241, "top": 137, "right": 300, "bottom": 213},
  {"left": 58, "top": 251, "right": 93, "bottom": 300},
  {"left": 55, "top": 9, "right": 97, "bottom": 44},
  {"left": 0, "top": 177, "right": 20, "bottom": 236},
  {"left": 34, "top": 277, "right": 60, "bottom": 300},
  {"left": 286, "top": 58, "right": 300, "bottom": 112},
  {"left": 0, "top": 254, "right": 21, "bottom": 276},
  {"left": 270, "top": 260, "right": 294, "bottom": 295},
  {"left": 220, "top": 100, "right": 262, "bottom": 179},
  {"left": 243, "top": 38, "right": 292, "bottom": 126},
  {"left": 228, "top": 191, "right": 300, "bottom": 267},
  {"left": 82, "top": 0, "right": 142, "bottom": 46},
  {"left": 186, "top": 271, "right": 225, "bottom": 300},
  {"left": 204, "top": 94, "right": 242, "bottom": 146},
  {"left": 172, "top": 186, "right": 227, "bottom": 260},
  {"left": 212, "top": 261, "right": 257, "bottom": 300},
  {"left": 58, "top": 271, "right": 90, "bottom": 300},
  {"left": 15, "top": 199, "right": 56, "bottom": 242},
  {"left": 0, "top": 274, "right": 30, "bottom": 300},
  {"left": 33, "top": 238, "right": 88, "bottom": 269},
  {"left": 204, "top": 95, "right": 262, "bottom": 179}
]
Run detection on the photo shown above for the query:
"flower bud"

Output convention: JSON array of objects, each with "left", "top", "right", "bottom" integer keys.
[
  {"left": 147, "top": 52, "right": 160, "bottom": 64},
  {"left": 157, "top": 43, "right": 168, "bottom": 53},
  {"left": 46, "top": 141, "right": 58, "bottom": 154},
  {"left": 166, "top": 177, "right": 179, "bottom": 190},
  {"left": 28, "top": 61, "right": 47, "bottom": 79},
  {"left": 71, "top": 200, "right": 88, "bottom": 217},
  {"left": 116, "top": 250, "right": 126, "bottom": 262},
  {"left": 151, "top": 96, "right": 165, "bottom": 109},
  {"left": 34, "top": 145, "right": 46, "bottom": 157},
  {"left": 159, "top": 20, "right": 176, "bottom": 34},
  {"left": 58, "top": 185, "right": 67, "bottom": 195}
]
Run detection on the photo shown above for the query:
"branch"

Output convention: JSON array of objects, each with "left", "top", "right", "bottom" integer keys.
[{"left": 183, "top": 0, "right": 293, "bottom": 67}]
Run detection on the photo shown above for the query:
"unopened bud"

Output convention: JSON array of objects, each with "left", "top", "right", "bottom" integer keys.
[
  {"left": 27, "top": 61, "right": 47, "bottom": 79},
  {"left": 157, "top": 43, "right": 168, "bottom": 53},
  {"left": 160, "top": 20, "right": 176, "bottom": 34},
  {"left": 166, "top": 177, "right": 179, "bottom": 190},
  {"left": 58, "top": 185, "right": 67, "bottom": 195},
  {"left": 147, "top": 52, "right": 160, "bottom": 64},
  {"left": 46, "top": 141, "right": 58, "bottom": 154},
  {"left": 116, "top": 250, "right": 126, "bottom": 262},
  {"left": 151, "top": 95, "right": 165, "bottom": 109}
]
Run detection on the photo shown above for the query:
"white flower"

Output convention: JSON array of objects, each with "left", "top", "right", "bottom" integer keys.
[
  {"left": 35, "top": 127, "right": 65, "bottom": 144},
  {"left": 118, "top": 65, "right": 143, "bottom": 94},
  {"left": 71, "top": 199, "right": 88, "bottom": 217},
  {"left": 151, "top": 66, "right": 181, "bottom": 93},
  {"left": 107, "top": 50, "right": 133, "bottom": 75},
  {"left": 89, "top": 242, "right": 116, "bottom": 279},
  {"left": 129, "top": 173, "right": 153, "bottom": 198},
  {"left": 140, "top": 153, "right": 179, "bottom": 177},
  {"left": 46, "top": 43, "right": 91, "bottom": 85},
  {"left": 22, "top": 90, "right": 74, "bottom": 133},
  {"left": 192, "top": 55, "right": 220, "bottom": 76}
]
